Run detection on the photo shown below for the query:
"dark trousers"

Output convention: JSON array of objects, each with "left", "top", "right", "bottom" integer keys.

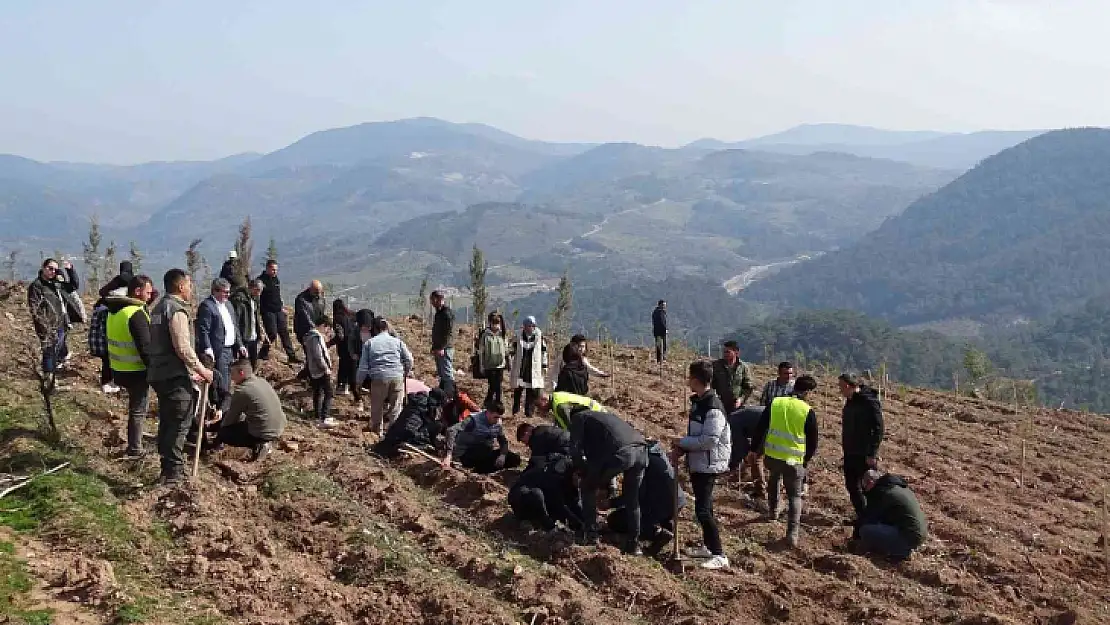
[
  {"left": 153, "top": 378, "right": 198, "bottom": 479},
  {"left": 310, "top": 375, "right": 334, "bottom": 421},
  {"left": 216, "top": 421, "right": 267, "bottom": 449},
  {"left": 691, "top": 472, "right": 723, "bottom": 555},
  {"left": 214, "top": 346, "right": 233, "bottom": 412},
  {"left": 116, "top": 374, "right": 149, "bottom": 454},
  {"left": 607, "top": 508, "right": 670, "bottom": 540},
  {"left": 844, "top": 455, "right": 870, "bottom": 518},
  {"left": 100, "top": 354, "right": 113, "bottom": 385},
  {"left": 459, "top": 447, "right": 521, "bottom": 474},
  {"left": 245, "top": 339, "right": 259, "bottom": 370},
  {"left": 260, "top": 310, "right": 295, "bottom": 358},
  {"left": 654, "top": 335, "right": 667, "bottom": 363},
  {"left": 337, "top": 353, "right": 357, "bottom": 392},
  {"left": 484, "top": 368, "right": 504, "bottom": 406},
  {"left": 513, "top": 387, "right": 540, "bottom": 417},
  {"left": 509, "top": 485, "right": 560, "bottom": 531},
  {"left": 40, "top": 327, "right": 68, "bottom": 373},
  {"left": 765, "top": 457, "right": 806, "bottom": 530},
  {"left": 582, "top": 444, "right": 648, "bottom": 549}
]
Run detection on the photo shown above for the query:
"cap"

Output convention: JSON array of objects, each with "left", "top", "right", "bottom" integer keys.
[
  {"left": 524, "top": 315, "right": 537, "bottom": 326},
  {"left": 228, "top": 250, "right": 238, "bottom": 259}
]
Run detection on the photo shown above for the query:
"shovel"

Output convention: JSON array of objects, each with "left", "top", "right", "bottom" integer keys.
[{"left": 191, "top": 381, "right": 211, "bottom": 478}]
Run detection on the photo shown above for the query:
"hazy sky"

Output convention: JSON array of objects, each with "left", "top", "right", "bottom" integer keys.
[{"left": 2, "top": 0, "right": 1108, "bottom": 163}]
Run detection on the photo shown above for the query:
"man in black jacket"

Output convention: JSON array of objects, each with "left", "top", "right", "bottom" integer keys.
[
  {"left": 606, "top": 441, "right": 685, "bottom": 556},
  {"left": 569, "top": 410, "right": 649, "bottom": 555},
  {"left": 429, "top": 290, "right": 455, "bottom": 395},
  {"left": 516, "top": 423, "right": 571, "bottom": 459},
  {"left": 838, "top": 372, "right": 884, "bottom": 519},
  {"left": 256, "top": 260, "right": 299, "bottom": 363},
  {"left": 508, "top": 453, "right": 584, "bottom": 533},
  {"left": 651, "top": 300, "right": 667, "bottom": 364},
  {"left": 293, "top": 280, "right": 326, "bottom": 379}
]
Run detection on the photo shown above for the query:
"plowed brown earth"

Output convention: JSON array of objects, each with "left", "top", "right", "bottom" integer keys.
[{"left": 1, "top": 284, "right": 1108, "bottom": 624}]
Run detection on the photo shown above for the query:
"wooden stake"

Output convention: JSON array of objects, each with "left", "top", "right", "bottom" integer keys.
[
  {"left": 1103, "top": 487, "right": 1109, "bottom": 578},
  {"left": 1019, "top": 439, "right": 1026, "bottom": 488},
  {"left": 191, "top": 381, "right": 211, "bottom": 478}
]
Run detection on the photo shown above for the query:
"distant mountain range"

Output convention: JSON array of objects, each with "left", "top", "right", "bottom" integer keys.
[
  {"left": 1, "top": 117, "right": 966, "bottom": 293},
  {"left": 688, "top": 123, "right": 1045, "bottom": 170}
]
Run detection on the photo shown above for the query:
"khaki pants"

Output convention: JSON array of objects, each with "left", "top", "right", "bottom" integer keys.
[{"left": 368, "top": 378, "right": 404, "bottom": 434}]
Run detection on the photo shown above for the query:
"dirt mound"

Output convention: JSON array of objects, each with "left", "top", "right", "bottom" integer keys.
[{"left": 1, "top": 289, "right": 1109, "bottom": 624}]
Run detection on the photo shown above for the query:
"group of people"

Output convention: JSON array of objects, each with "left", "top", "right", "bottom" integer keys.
[{"left": 27, "top": 255, "right": 927, "bottom": 563}]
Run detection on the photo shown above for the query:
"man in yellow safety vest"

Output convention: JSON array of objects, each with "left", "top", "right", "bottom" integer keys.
[
  {"left": 106, "top": 275, "right": 155, "bottom": 458},
  {"left": 748, "top": 375, "right": 819, "bottom": 548},
  {"left": 535, "top": 391, "right": 605, "bottom": 430}
]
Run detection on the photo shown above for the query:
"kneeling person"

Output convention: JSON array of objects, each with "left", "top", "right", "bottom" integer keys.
[
  {"left": 854, "top": 470, "right": 928, "bottom": 561},
  {"left": 516, "top": 422, "right": 571, "bottom": 461},
  {"left": 442, "top": 400, "right": 522, "bottom": 473},
  {"left": 508, "top": 453, "right": 584, "bottom": 532},
  {"left": 217, "top": 359, "right": 287, "bottom": 461}
]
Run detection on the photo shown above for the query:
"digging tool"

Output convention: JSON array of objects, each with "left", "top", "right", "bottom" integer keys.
[
  {"left": 669, "top": 467, "right": 683, "bottom": 570},
  {"left": 191, "top": 381, "right": 211, "bottom": 479}
]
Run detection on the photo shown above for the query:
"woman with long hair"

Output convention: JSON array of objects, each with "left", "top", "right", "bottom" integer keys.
[{"left": 331, "top": 299, "right": 358, "bottom": 396}]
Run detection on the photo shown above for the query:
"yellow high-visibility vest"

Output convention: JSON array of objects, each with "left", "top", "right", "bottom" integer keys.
[
  {"left": 765, "top": 396, "right": 810, "bottom": 465},
  {"left": 551, "top": 391, "right": 603, "bottom": 430},
  {"left": 107, "top": 305, "right": 148, "bottom": 372}
]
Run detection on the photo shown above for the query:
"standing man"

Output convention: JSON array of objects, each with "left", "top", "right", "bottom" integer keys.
[
  {"left": 760, "top": 362, "right": 796, "bottom": 407},
  {"left": 219, "top": 250, "right": 239, "bottom": 284},
  {"left": 838, "top": 373, "right": 884, "bottom": 520},
  {"left": 293, "top": 280, "right": 326, "bottom": 380},
  {"left": 148, "top": 269, "right": 213, "bottom": 485},
  {"left": 569, "top": 410, "right": 649, "bottom": 555},
  {"left": 651, "top": 300, "right": 667, "bottom": 364},
  {"left": 712, "top": 341, "right": 754, "bottom": 412},
  {"left": 230, "top": 279, "right": 266, "bottom": 370},
  {"left": 749, "top": 375, "right": 819, "bottom": 548},
  {"left": 356, "top": 317, "right": 414, "bottom": 435},
  {"left": 672, "top": 360, "right": 732, "bottom": 570},
  {"left": 256, "top": 260, "right": 300, "bottom": 363},
  {"left": 429, "top": 290, "right": 455, "bottom": 395},
  {"left": 195, "top": 278, "right": 247, "bottom": 412},
  {"left": 105, "top": 275, "right": 154, "bottom": 458}
]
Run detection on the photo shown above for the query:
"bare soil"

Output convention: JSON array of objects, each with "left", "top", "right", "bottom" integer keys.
[{"left": 1, "top": 284, "right": 1108, "bottom": 624}]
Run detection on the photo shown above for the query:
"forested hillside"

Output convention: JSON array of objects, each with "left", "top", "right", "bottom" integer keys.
[{"left": 744, "top": 128, "right": 1110, "bottom": 325}]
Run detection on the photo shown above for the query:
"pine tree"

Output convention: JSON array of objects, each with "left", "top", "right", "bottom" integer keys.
[
  {"left": 102, "top": 240, "right": 117, "bottom": 287},
  {"left": 549, "top": 269, "right": 573, "bottom": 343},
  {"left": 235, "top": 216, "right": 253, "bottom": 285},
  {"left": 128, "top": 241, "right": 143, "bottom": 273},
  {"left": 266, "top": 236, "right": 278, "bottom": 265},
  {"left": 469, "top": 245, "right": 488, "bottom": 325},
  {"left": 186, "top": 238, "right": 205, "bottom": 287},
  {"left": 82, "top": 215, "right": 102, "bottom": 295},
  {"left": 412, "top": 274, "right": 429, "bottom": 320}
]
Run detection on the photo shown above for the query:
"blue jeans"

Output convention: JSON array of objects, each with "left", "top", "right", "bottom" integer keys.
[
  {"left": 42, "top": 326, "right": 68, "bottom": 373},
  {"left": 435, "top": 348, "right": 455, "bottom": 390},
  {"left": 859, "top": 523, "right": 913, "bottom": 560}
]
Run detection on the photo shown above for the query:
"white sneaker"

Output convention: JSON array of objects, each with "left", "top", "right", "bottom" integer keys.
[
  {"left": 320, "top": 418, "right": 339, "bottom": 428},
  {"left": 701, "top": 555, "right": 730, "bottom": 570},
  {"left": 340, "top": 388, "right": 351, "bottom": 396},
  {"left": 684, "top": 546, "right": 713, "bottom": 559},
  {"left": 102, "top": 383, "right": 121, "bottom": 394}
]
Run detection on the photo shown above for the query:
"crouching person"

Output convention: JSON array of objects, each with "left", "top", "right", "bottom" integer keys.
[
  {"left": 853, "top": 470, "right": 928, "bottom": 561},
  {"left": 516, "top": 422, "right": 571, "bottom": 461},
  {"left": 441, "top": 400, "right": 522, "bottom": 473},
  {"left": 508, "top": 453, "right": 584, "bottom": 533},
  {"left": 607, "top": 441, "right": 685, "bottom": 556},
  {"left": 569, "top": 410, "right": 649, "bottom": 555},
  {"left": 216, "top": 359, "right": 287, "bottom": 461}
]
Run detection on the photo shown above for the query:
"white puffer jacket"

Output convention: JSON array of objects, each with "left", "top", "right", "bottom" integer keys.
[{"left": 678, "top": 390, "right": 732, "bottom": 474}]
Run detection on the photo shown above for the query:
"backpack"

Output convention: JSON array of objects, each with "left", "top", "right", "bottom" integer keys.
[
  {"left": 479, "top": 330, "right": 506, "bottom": 370},
  {"left": 88, "top": 306, "right": 109, "bottom": 358}
]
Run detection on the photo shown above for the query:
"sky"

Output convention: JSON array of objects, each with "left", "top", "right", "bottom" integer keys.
[{"left": 2, "top": 0, "right": 1108, "bottom": 163}]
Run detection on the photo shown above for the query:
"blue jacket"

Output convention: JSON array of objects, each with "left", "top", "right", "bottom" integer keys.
[{"left": 195, "top": 296, "right": 243, "bottom": 357}]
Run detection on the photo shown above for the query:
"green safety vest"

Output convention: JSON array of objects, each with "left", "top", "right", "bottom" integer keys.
[
  {"left": 107, "top": 305, "right": 148, "bottom": 373},
  {"left": 551, "top": 391, "right": 603, "bottom": 430},
  {"left": 765, "top": 396, "right": 810, "bottom": 465}
]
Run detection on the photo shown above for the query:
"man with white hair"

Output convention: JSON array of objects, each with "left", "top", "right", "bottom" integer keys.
[{"left": 196, "top": 277, "right": 248, "bottom": 410}]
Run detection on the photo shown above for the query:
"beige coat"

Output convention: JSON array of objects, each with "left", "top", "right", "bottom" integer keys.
[{"left": 509, "top": 329, "right": 548, "bottom": 389}]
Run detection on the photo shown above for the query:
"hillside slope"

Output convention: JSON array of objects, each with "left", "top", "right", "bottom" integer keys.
[
  {"left": 0, "top": 285, "right": 1106, "bottom": 624},
  {"left": 745, "top": 128, "right": 1110, "bottom": 326}
]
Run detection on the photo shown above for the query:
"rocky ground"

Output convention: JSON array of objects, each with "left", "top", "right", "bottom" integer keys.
[{"left": 0, "top": 282, "right": 1107, "bottom": 624}]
